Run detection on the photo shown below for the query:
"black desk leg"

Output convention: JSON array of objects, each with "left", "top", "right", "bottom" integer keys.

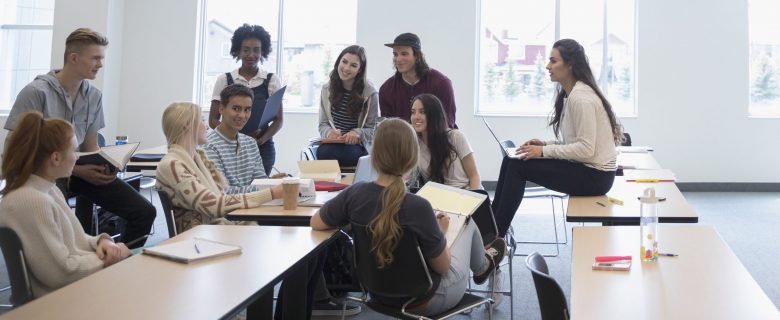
[
  {"left": 278, "top": 263, "right": 308, "bottom": 320},
  {"left": 247, "top": 290, "right": 274, "bottom": 320}
]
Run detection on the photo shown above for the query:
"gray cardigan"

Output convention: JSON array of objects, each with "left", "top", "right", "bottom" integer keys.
[{"left": 318, "top": 81, "right": 379, "bottom": 148}]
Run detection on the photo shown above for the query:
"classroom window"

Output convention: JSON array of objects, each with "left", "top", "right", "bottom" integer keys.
[
  {"left": 748, "top": 0, "right": 780, "bottom": 117},
  {"left": 0, "top": 0, "right": 55, "bottom": 113},
  {"left": 477, "top": 0, "right": 636, "bottom": 116},
  {"left": 197, "top": 0, "right": 357, "bottom": 113}
]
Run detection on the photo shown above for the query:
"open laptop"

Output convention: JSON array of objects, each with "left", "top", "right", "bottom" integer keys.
[
  {"left": 353, "top": 155, "right": 379, "bottom": 184},
  {"left": 482, "top": 117, "right": 527, "bottom": 159}
]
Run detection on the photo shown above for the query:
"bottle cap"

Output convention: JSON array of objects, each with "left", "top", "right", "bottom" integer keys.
[{"left": 638, "top": 187, "right": 659, "bottom": 204}]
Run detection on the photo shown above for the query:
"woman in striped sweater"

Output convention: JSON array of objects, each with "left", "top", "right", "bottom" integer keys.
[
  {"left": 492, "top": 39, "right": 624, "bottom": 237},
  {"left": 317, "top": 45, "right": 379, "bottom": 167}
]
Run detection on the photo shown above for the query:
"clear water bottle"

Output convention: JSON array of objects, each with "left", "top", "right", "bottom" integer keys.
[
  {"left": 639, "top": 187, "right": 659, "bottom": 262},
  {"left": 116, "top": 135, "right": 128, "bottom": 145}
]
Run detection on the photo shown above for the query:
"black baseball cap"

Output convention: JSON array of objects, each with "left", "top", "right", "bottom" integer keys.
[{"left": 384, "top": 33, "right": 421, "bottom": 49}]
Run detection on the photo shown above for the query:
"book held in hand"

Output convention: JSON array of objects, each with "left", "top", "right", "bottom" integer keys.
[
  {"left": 142, "top": 237, "right": 242, "bottom": 263},
  {"left": 415, "top": 182, "right": 487, "bottom": 248},
  {"left": 76, "top": 142, "right": 140, "bottom": 171}
]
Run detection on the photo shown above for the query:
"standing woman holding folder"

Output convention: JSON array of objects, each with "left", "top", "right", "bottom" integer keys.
[
  {"left": 316, "top": 45, "right": 378, "bottom": 167},
  {"left": 310, "top": 119, "right": 506, "bottom": 315},
  {"left": 0, "top": 112, "right": 131, "bottom": 298},
  {"left": 492, "top": 39, "right": 623, "bottom": 237},
  {"left": 208, "top": 24, "right": 283, "bottom": 175}
]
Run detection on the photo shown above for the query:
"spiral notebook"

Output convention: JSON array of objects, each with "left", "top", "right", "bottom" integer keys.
[{"left": 142, "top": 237, "right": 242, "bottom": 263}]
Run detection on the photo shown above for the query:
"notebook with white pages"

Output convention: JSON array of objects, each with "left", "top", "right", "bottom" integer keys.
[{"left": 142, "top": 237, "right": 242, "bottom": 263}]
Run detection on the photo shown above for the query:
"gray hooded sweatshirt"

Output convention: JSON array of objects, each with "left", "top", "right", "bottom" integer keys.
[{"left": 5, "top": 70, "right": 105, "bottom": 145}]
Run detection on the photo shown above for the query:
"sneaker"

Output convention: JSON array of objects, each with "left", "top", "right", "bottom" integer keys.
[
  {"left": 485, "top": 238, "right": 508, "bottom": 266},
  {"left": 312, "top": 299, "right": 362, "bottom": 317},
  {"left": 487, "top": 269, "right": 504, "bottom": 309}
]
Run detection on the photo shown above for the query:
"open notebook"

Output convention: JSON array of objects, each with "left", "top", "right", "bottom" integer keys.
[
  {"left": 142, "top": 237, "right": 241, "bottom": 263},
  {"left": 416, "top": 182, "right": 487, "bottom": 248}
]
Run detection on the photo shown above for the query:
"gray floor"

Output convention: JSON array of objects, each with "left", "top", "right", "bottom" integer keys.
[{"left": 1, "top": 191, "right": 778, "bottom": 319}]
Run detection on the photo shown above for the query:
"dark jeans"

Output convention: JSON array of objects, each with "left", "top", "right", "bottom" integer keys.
[
  {"left": 274, "top": 250, "right": 326, "bottom": 319},
  {"left": 69, "top": 176, "right": 156, "bottom": 248},
  {"left": 316, "top": 143, "right": 367, "bottom": 167},
  {"left": 491, "top": 157, "right": 616, "bottom": 237},
  {"left": 258, "top": 140, "right": 276, "bottom": 176}
]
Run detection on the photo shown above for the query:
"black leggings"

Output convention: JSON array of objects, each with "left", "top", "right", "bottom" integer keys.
[{"left": 491, "top": 157, "right": 615, "bottom": 237}]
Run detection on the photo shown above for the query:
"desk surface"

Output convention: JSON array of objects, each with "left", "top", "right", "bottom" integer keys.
[
  {"left": 567, "top": 177, "right": 697, "bottom": 224},
  {"left": 617, "top": 152, "right": 662, "bottom": 170},
  {"left": 570, "top": 225, "right": 779, "bottom": 320},
  {"left": 126, "top": 145, "right": 167, "bottom": 173},
  {"left": 1, "top": 225, "right": 336, "bottom": 320}
]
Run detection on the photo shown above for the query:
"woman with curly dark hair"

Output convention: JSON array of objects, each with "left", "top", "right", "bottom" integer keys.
[
  {"left": 316, "top": 45, "right": 378, "bottom": 167},
  {"left": 208, "top": 24, "right": 282, "bottom": 176},
  {"left": 411, "top": 93, "right": 482, "bottom": 190}
]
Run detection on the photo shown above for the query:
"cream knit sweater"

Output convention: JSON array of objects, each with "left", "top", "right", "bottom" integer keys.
[
  {"left": 155, "top": 145, "right": 272, "bottom": 233},
  {"left": 0, "top": 174, "right": 110, "bottom": 298}
]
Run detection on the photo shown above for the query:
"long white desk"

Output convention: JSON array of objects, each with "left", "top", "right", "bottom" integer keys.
[
  {"left": 1, "top": 225, "right": 337, "bottom": 319},
  {"left": 570, "top": 225, "right": 779, "bottom": 319}
]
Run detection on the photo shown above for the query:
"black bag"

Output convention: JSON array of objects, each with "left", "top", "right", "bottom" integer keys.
[{"left": 322, "top": 231, "right": 360, "bottom": 296}]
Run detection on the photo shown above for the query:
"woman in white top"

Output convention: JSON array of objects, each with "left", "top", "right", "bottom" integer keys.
[
  {"left": 411, "top": 93, "right": 481, "bottom": 190},
  {"left": 492, "top": 39, "right": 623, "bottom": 237},
  {"left": 208, "top": 24, "right": 283, "bottom": 176},
  {"left": 0, "top": 112, "right": 131, "bottom": 298}
]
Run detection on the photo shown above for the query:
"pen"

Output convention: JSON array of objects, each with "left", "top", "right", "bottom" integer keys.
[
  {"left": 124, "top": 234, "right": 150, "bottom": 247},
  {"left": 272, "top": 166, "right": 293, "bottom": 177},
  {"left": 634, "top": 179, "right": 659, "bottom": 183},
  {"left": 194, "top": 241, "right": 200, "bottom": 254},
  {"left": 596, "top": 201, "right": 606, "bottom": 207},
  {"left": 658, "top": 253, "right": 678, "bottom": 257}
]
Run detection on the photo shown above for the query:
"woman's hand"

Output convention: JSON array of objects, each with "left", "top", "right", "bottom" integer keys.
[
  {"left": 270, "top": 184, "right": 284, "bottom": 199},
  {"left": 327, "top": 129, "right": 342, "bottom": 139},
  {"left": 270, "top": 172, "right": 288, "bottom": 179},
  {"left": 435, "top": 211, "right": 450, "bottom": 233},
  {"left": 523, "top": 138, "right": 545, "bottom": 146},
  {"left": 343, "top": 131, "right": 360, "bottom": 145},
  {"left": 97, "top": 238, "right": 131, "bottom": 267},
  {"left": 518, "top": 145, "right": 543, "bottom": 160}
]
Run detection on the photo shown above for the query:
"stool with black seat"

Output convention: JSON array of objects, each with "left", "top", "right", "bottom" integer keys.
[
  {"left": 347, "top": 224, "right": 492, "bottom": 320},
  {"left": 525, "top": 252, "right": 569, "bottom": 320},
  {"left": 0, "top": 227, "right": 34, "bottom": 309},
  {"left": 499, "top": 140, "right": 568, "bottom": 257}
]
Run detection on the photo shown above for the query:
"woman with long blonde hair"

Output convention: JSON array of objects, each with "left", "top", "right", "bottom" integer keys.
[
  {"left": 310, "top": 119, "right": 506, "bottom": 315},
  {"left": 0, "top": 112, "right": 131, "bottom": 298}
]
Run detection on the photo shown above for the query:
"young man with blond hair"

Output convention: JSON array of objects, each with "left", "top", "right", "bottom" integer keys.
[{"left": 5, "top": 28, "right": 156, "bottom": 248}]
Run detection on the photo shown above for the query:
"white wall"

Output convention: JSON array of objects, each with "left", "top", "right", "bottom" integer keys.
[{"left": 3, "top": 0, "right": 778, "bottom": 182}]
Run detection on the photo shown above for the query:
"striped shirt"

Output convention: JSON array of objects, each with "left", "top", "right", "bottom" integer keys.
[
  {"left": 332, "top": 92, "right": 359, "bottom": 132},
  {"left": 204, "top": 130, "right": 267, "bottom": 193}
]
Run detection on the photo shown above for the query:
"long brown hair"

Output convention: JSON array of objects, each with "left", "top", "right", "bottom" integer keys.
[
  {"left": 548, "top": 39, "right": 623, "bottom": 144},
  {"left": 1, "top": 112, "right": 74, "bottom": 195},
  {"left": 413, "top": 94, "right": 455, "bottom": 184},
  {"left": 328, "top": 45, "right": 368, "bottom": 117},
  {"left": 369, "top": 119, "right": 418, "bottom": 268}
]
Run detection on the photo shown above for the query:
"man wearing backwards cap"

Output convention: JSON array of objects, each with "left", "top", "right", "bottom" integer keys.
[{"left": 379, "top": 32, "right": 458, "bottom": 128}]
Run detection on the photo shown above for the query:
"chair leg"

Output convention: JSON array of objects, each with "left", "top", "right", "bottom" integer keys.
[{"left": 513, "top": 195, "right": 568, "bottom": 257}]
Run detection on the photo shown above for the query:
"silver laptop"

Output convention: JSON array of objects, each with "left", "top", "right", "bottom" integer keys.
[{"left": 353, "top": 155, "right": 378, "bottom": 184}]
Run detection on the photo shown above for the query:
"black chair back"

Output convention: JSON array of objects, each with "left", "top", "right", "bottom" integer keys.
[
  {"left": 0, "top": 227, "right": 33, "bottom": 307},
  {"left": 351, "top": 224, "right": 432, "bottom": 299},
  {"left": 525, "top": 252, "right": 569, "bottom": 320},
  {"left": 469, "top": 189, "right": 499, "bottom": 243},
  {"left": 157, "top": 190, "right": 177, "bottom": 238}
]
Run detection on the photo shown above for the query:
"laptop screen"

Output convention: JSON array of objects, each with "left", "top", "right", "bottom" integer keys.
[{"left": 353, "top": 155, "right": 378, "bottom": 184}]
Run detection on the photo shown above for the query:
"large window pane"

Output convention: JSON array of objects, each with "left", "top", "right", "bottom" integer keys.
[
  {"left": 478, "top": 0, "right": 635, "bottom": 116},
  {"left": 478, "top": 0, "right": 555, "bottom": 116},
  {"left": 281, "top": 0, "right": 356, "bottom": 112},
  {"left": 0, "top": 0, "right": 54, "bottom": 111},
  {"left": 748, "top": 0, "right": 780, "bottom": 117}
]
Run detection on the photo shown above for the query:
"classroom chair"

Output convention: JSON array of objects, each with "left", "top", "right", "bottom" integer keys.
[
  {"left": 525, "top": 252, "right": 569, "bottom": 320},
  {"left": 348, "top": 224, "right": 493, "bottom": 319},
  {"left": 157, "top": 190, "right": 177, "bottom": 238},
  {"left": 0, "top": 227, "right": 34, "bottom": 308},
  {"left": 500, "top": 140, "right": 568, "bottom": 257}
]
